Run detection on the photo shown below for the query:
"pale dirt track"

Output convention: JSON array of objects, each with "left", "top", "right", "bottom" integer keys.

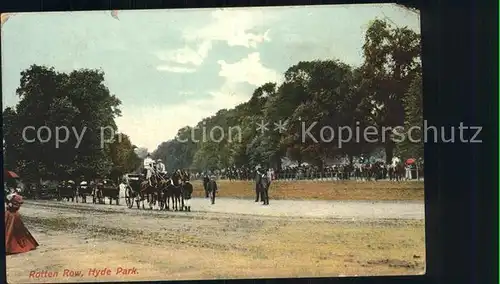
[
  {"left": 6, "top": 198, "right": 426, "bottom": 283},
  {"left": 22, "top": 196, "right": 424, "bottom": 219}
]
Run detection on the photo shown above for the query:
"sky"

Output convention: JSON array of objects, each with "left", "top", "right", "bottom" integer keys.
[{"left": 2, "top": 4, "right": 420, "bottom": 152}]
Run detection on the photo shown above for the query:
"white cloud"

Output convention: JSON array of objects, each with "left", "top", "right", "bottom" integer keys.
[
  {"left": 156, "top": 65, "right": 196, "bottom": 73},
  {"left": 217, "top": 52, "right": 283, "bottom": 86},
  {"left": 155, "top": 40, "right": 212, "bottom": 68},
  {"left": 118, "top": 51, "right": 283, "bottom": 151},
  {"left": 183, "top": 9, "right": 273, "bottom": 48},
  {"left": 123, "top": 10, "right": 283, "bottom": 150},
  {"left": 155, "top": 8, "right": 276, "bottom": 73},
  {"left": 115, "top": 87, "right": 249, "bottom": 151}
]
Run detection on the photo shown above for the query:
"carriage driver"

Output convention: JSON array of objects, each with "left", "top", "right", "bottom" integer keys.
[
  {"left": 143, "top": 153, "right": 155, "bottom": 185},
  {"left": 156, "top": 159, "right": 166, "bottom": 174}
]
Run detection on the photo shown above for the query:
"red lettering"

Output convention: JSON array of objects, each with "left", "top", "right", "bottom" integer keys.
[
  {"left": 63, "top": 269, "right": 82, "bottom": 277},
  {"left": 116, "top": 267, "right": 138, "bottom": 275},
  {"left": 28, "top": 271, "right": 58, "bottom": 278}
]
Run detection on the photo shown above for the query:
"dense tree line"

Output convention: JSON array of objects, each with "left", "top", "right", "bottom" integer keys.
[
  {"left": 153, "top": 19, "right": 423, "bottom": 171},
  {"left": 3, "top": 66, "right": 141, "bottom": 182}
]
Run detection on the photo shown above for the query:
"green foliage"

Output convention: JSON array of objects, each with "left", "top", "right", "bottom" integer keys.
[
  {"left": 3, "top": 65, "right": 139, "bottom": 181},
  {"left": 358, "top": 19, "right": 421, "bottom": 163},
  {"left": 149, "top": 19, "right": 423, "bottom": 169},
  {"left": 4, "top": 19, "right": 424, "bottom": 179},
  {"left": 395, "top": 74, "right": 424, "bottom": 159},
  {"left": 109, "top": 133, "right": 142, "bottom": 179}
]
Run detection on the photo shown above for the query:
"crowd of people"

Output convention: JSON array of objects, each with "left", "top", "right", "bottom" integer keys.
[
  {"left": 3, "top": 154, "right": 422, "bottom": 258},
  {"left": 190, "top": 159, "right": 424, "bottom": 182}
]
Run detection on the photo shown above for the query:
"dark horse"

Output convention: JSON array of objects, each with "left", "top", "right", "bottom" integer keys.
[
  {"left": 139, "top": 174, "right": 161, "bottom": 210},
  {"left": 76, "top": 181, "right": 92, "bottom": 203},
  {"left": 169, "top": 171, "right": 184, "bottom": 211},
  {"left": 157, "top": 178, "right": 170, "bottom": 210},
  {"left": 389, "top": 164, "right": 405, "bottom": 181},
  {"left": 163, "top": 181, "right": 182, "bottom": 211},
  {"left": 154, "top": 173, "right": 176, "bottom": 211},
  {"left": 256, "top": 173, "right": 270, "bottom": 205},
  {"left": 156, "top": 171, "right": 184, "bottom": 211}
]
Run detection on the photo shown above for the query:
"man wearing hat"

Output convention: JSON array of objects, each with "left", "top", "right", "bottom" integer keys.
[
  {"left": 206, "top": 175, "right": 218, "bottom": 205},
  {"left": 202, "top": 172, "right": 210, "bottom": 198},
  {"left": 156, "top": 159, "right": 166, "bottom": 174}
]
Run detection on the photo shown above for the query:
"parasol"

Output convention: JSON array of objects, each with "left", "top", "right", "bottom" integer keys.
[
  {"left": 406, "top": 158, "right": 416, "bottom": 165},
  {"left": 4, "top": 170, "right": 19, "bottom": 179}
]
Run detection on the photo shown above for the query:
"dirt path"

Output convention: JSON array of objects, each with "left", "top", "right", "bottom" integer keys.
[
  {"left": 24, "top": 197, "right": 425, "bottom": 220},
  {"left": 6, "top": 201, "right": 426, "bottom": 283}
]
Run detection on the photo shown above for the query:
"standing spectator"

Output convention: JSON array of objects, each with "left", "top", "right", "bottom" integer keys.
[
  {"left": 405, "top": 164, "right": 412, "bottom": 180},
  {"left": 207, "top": 175, "right": 218, "bottom": 205},
  {"left": 5, "top": 191, "right": 39, "bottom": 254}
]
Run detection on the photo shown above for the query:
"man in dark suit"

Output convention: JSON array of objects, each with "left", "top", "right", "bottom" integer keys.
[
  {"left": 255, "top": 167, "right": 263, "bottom": 202},
  {"left": 202, "top": 172, "right": 210, "bottom": 198},
  {"left": 206, "top": 175, "right": 218, "bottom": 205},
  {"left": 255, "top": 167, "right": 271, "bottom": 205},
  {"left": 260, "top": 173, "right": 271, "bottom": 205}
]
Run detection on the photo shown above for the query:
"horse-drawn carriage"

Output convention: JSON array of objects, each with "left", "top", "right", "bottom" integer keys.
[
  {"left": 76, "top": 181, "right": 93, "bottom": 203},
  {"left": 93, "top": 179, "right": 120, "bottom": 205},
  {"left": 57, "top": 180, "right": 77, "bottom": 202},
  {"left": 123, "top": 171, "right": 193, "bottom": 211}
]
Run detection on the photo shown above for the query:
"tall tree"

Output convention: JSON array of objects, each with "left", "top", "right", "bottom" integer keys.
[
  {"left": 148, "top": 18, "right": 422, "bottom": 169},
  {"left": 134, "top": 147, "right": 149, "bottom": 159},
  {"left": 4, "top": 65, "right": 123, "bottom": 181},
  {"left": 108, "top": 133, "right": 142, "bottom": 179},
  {"left": 395, "top": 73, "right": 423, "bottom": 159},
  {"left": 360, "top": 19, "right": 421, "bottom": 163}
]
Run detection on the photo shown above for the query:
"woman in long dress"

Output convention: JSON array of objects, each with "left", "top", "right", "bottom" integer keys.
[{"left": 5, "top": 191, "right": 39, "bottom": 255}]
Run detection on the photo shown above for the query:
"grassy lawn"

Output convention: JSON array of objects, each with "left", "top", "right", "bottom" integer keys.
[{"left": 190, "top": 180, "right": 424, "bottom": 201}]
